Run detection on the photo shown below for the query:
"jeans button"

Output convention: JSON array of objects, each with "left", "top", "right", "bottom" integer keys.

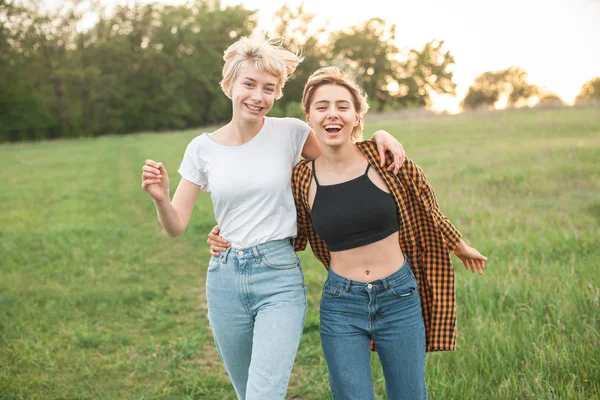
[
  {"left": 367, "top": 283, "right": 373, "bottom": 290},
  {"left": 237, "top": 250, "right": 244, "bottom": 257}
]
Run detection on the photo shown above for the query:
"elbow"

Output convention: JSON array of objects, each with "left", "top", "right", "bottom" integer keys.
[{"left": 163, "top": 226, "right": 185, "bottom": 238}]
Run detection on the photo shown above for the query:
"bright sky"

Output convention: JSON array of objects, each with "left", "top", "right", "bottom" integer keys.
[{"left": 75, "top": 0, "right": 600, "bottom": 113}]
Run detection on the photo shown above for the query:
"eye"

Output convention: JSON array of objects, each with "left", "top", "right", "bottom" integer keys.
[
  {"left": 339, "top": 106, "right": 349, "bottom": 111},
  {"left": 316, "top": 107, "right": 326, "bottom": 111},
  {"left": 264, "top": 87, "right": 275, "bottom": 93},
  {"left": 243, "top": 82, "right": 254, "bottom": 88}
]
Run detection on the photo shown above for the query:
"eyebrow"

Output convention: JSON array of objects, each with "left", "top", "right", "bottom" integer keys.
[
  {"left": 242, "top": 77, "right": 276, "bottom": 87},
  {"left": 314, "top": 100, "right": 351, "bottom": 104}
]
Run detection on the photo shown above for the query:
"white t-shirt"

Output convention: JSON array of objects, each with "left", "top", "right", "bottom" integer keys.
[{"left": 178, "top": 117, "right": 310, "bottom": 248}]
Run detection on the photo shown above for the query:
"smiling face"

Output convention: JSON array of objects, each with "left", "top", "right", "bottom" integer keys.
[
  {"left": 307, "top": 84, "right": 360, "bottom": 148},
  {"left": 230, "top": 66, "right": 278, "bottom": 122}
]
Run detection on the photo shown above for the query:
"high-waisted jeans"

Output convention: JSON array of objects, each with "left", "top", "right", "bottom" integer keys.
[
  {"left": 205, "top": 238, "right": 307, "bottom": 400},
  {"left": 320, "top": 257, "right": 427, "bottom": 400}
]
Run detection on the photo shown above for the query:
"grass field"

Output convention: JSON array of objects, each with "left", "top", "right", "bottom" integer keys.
[{"left": 1, "top": 106, "right": 599, "bottom": 399}]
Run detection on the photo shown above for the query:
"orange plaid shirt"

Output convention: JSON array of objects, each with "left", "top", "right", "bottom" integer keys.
[{"left": 292, "top": 140, "right": 462, "bottom": 352}]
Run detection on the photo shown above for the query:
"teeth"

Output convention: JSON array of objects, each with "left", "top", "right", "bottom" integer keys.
[
  {"left": 325, "top": 125, "right": 342, "bottom": 129},
  {"left": 247, "top": 104, "right": 262, "bottom": 111}
]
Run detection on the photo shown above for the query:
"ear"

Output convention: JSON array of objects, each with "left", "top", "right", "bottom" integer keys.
[{"left": 306, "top": 114, "right": 311, "bottom": 126}]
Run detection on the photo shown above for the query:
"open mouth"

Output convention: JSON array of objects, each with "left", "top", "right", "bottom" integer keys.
[
  {"left": 324, "top": 125, "right": 342, "bottom": 136},
  {"left": 245, "top": 104, "right": 263, "bottom": 112}
]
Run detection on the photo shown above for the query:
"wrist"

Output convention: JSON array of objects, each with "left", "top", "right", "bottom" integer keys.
[
  {"left": 454, "top": 239, "right": 467, "bottom": 253},
  {"left": 154, "top": 197, "right": 170, "bottom": 207},
  {"left": 370, "top": 130, "right": 385, "bottom": 140}
]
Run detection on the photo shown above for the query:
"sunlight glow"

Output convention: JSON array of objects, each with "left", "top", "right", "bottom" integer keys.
[{"left": 68, "top": 0, "right": 600, "bottom": 113}]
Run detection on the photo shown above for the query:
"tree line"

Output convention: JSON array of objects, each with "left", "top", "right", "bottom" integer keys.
[
  {"left": 460, "top": 67, "right": 599, "bottom": 110},
  {"left": 1, "top": 0, "right": 598, "bottom": 142}
]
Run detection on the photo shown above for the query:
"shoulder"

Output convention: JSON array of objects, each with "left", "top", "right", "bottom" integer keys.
[
  {"left": 357, "top": 140, "right": 377, "bottom": 151},
  {"left": 185, "top": 133, "right": 214, "bottom": 153},
  {"left": 293, "top": 159, "right": 312, "bottom": 174},
  {"left": 280, "top": 117, "right": 310, "bottom": 132}
]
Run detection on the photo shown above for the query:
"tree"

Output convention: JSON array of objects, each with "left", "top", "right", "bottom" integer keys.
[
  {"left": 461, "top": 67, "right": 538, "bottom": 110},
  {"left": 535, "top": 93, "right": 565, "bottom": 108},
  {"left": 575, "top": 76, "right": 600, "bottom": 104},
  {"left": 270, "top": 3, "right": 327, "bottom": 116},
  {"left": 399, "top": 40, "right": 456, "bottom": 108},
  {"left": 327, "top": 19, "right": 456, "bottom": 112}
]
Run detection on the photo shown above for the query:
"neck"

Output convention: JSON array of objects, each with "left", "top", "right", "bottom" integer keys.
[
  {"left": 319, "top": 140, "right": 362, "bottom": 172},
  {"left": 227, "top": 115, "right": 265, "bottom": 144}
]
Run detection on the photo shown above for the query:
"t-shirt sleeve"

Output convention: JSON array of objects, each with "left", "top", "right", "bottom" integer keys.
[
  {"left": 285, "top": 118, "right": 311, "bottom": 163},
  {"left": 177, "top": 137, "right": 209, "bottom": 191}
]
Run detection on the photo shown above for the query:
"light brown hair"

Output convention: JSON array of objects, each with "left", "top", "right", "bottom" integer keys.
[{"left": 302, "top": 66, "right": 369, "bottom": 142}]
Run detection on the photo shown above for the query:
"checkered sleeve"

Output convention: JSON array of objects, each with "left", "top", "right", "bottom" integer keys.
[
  {"left": 408, "top": 159, "right": 462, "bottom": 252},
  {"left": 291, "top": 162, "right": 310, "bottom": 252}
]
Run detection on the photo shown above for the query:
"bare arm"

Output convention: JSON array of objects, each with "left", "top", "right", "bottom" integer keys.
[
  {"left": 142, "top": 160, "right": 201, "bottom": 237},
  {"left": 155, "top": 178, "right": 201, "bottom": 237},
  {"left": 301, "top": 129, "right": 322, "bottom": 160}
]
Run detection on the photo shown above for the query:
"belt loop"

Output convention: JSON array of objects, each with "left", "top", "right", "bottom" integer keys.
[
  {"left": 222, "top": 246, "right": 232, "bottom": 263},
  {"left": 381, "top": 276, "right": 389, "bottom": 290},
  {"left": 251, "top": 246, "right": 260, "bottom": 262},
  {"left": 343, "top": 278, "right": 351, "bottom": 292}
]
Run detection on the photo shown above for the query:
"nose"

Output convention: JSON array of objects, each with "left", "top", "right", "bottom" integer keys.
[
  {"left": 250, "top": 87, "right": 263, "bottom": 101},
  {"left": 325, "top": 106, "right": 339, "bottom": 119}
]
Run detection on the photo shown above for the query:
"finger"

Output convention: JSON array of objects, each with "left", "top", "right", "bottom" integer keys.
[
  {"left": 460, "top": 258, "right": 469, "bottom": 270},
  {"left": 468, "top": 259, "right": 476, "bottom": 273},
  {"left": 208, "top": 237, "right": 229, "bottom": 247},
  {"left": 391, "top": 149, "right": 400, "bottom": 170},
  {"left": 142, "top": 172, "right": 161, "bottom": 179},
  {"left": 376, "top": 144, "right": 386, "bottom": 167},
  {"left": 399, "top": 145, "right": 406, "bottom": 165},
  {"left": 208, "top": 231, "right": 229, "bottom": 244},
  {"left": 211, "top": 225, "right": 219, "bottom": 234},
  {"left": 210, "top": 249, "right": 220, "bottom": 256},
  {"left": 210, "top": 245, "right": 228, "bottom": 252},
  {"left": 143, "top": 165, "right": 162, "bottom": 175},
  {"left": 142, "top": 179, "right": 161, "bottom": 187}
]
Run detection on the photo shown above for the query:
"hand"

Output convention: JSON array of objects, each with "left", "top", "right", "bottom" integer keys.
[
  {"left": 454, "top": 240, "right": 488, "bottom": 275},
  {"left": 207, "top": 225, "right": 231, "bottom": 256},
  {"left": 141, "top": 159, "right": 170, "bottom": 202},
  {"left": 372, "top": 130, "right": 406, "bottom": 174}
]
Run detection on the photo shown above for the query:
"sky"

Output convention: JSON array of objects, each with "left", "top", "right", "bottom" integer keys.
[{"left": 74, "top": 0, "right": 600, "bottom": 113}]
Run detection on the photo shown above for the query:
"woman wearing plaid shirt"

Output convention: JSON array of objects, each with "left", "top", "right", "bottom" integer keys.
[{"left": 289, "top": 67, "right": 488, "bottom": 399}]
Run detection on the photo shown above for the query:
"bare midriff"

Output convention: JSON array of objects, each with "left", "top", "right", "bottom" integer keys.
[{"left": 329, "top": 232, "right": 405, "bottom": 282}]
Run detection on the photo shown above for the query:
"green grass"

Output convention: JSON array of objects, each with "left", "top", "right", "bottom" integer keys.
[{"left": 1, "top": 106, "right": 599, "bottom": 399}]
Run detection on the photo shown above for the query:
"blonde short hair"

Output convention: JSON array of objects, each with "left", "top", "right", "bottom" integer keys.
[
  {"left": 220, "top": 35, "right": 303, "bottom": 100},
  {"left": 302, "top": 66, "right": 369, "bottom": 142}
]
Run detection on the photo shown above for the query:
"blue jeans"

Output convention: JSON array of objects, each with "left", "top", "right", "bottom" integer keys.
[
  {"left": 205, "top": 238, "right": 307, "bottom": 400},
  {"left": 320, "top": 257, "right": 427, "bottom": 400}
]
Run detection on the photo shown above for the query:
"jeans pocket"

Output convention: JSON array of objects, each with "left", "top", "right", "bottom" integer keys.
[
  {"left": 261, "top": 246, "right": 300, "bottom": 270},
  {"left": 388, "top": 275, "right": 418, "bottom": 298},
  {"left": 207, "top": 256, "right": 220, "bottom": 272},
  {"left": 322, "top": 281, "right": 344, "bottom": 298}
]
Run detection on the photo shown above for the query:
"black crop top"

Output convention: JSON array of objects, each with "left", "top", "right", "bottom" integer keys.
[{"left": 310, "top": 160, "right": 400, "bottom": 251}]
